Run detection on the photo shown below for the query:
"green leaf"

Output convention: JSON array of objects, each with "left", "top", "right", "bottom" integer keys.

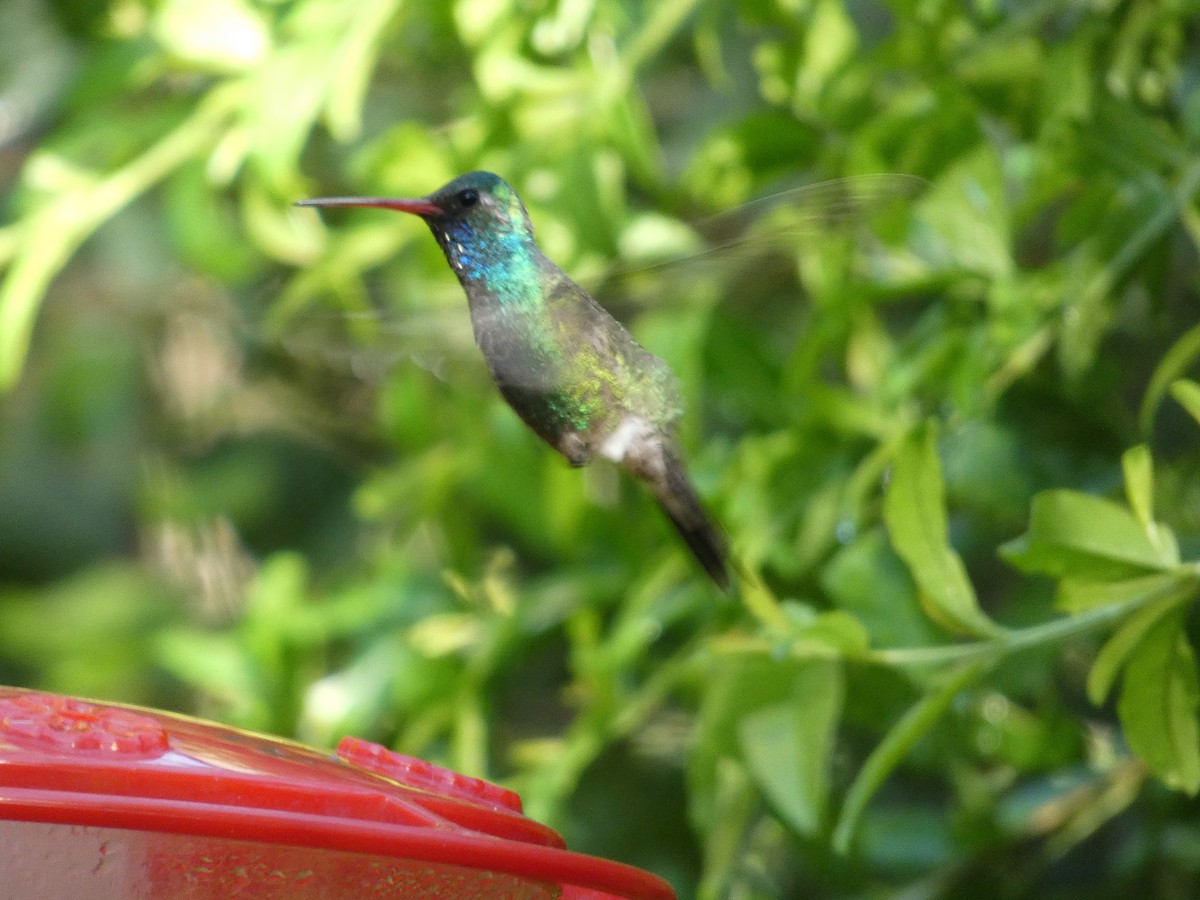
[
  {"left": 690, "top": 655, "right": 807, "bottom": 831},
  {"left": 796, "top": 0, "right": 858, "bottom": 104},
  {"left": 737, "top": 659, "right": 842, "bottom": 835},
  {"left": 321, "top": 0, "right": 398, "bottom": 142},
  {"left": 1121, "top": 445, "right": 1178, "bottom": 563},
  {"left": 1122, "top": 445, "right": 1154, "bottom": 531},
  {"left": 1057, "top": 572, "right": 1183, "bottom": 615},
  {"left": 912, "top": 145, "right": 1013, "bottom": 278},
  {"left": 1117, "top": 610, "right": 1200, "bottom": 795},
  {"left": 790, "top": 609, "right": 871, "bottom": 656},
  {"left": 691, "top": 654, "right": 843, "bottom": 838},
  {"left": 165, "top": 162, "right": 263, "bottom": 281},
  {"left": 155, "top": 628, "right": 265, "bottom": 723},
  {"left": 884, "top": 421, "right": 1003, "bottom": 637},
  {"left": 821, "top": 529, "right": 942, "bottom": 648},
  {"left": 0, "top": 92, "right": 235, "bottom": 391},
  {"left": 1170, "top": 379, "right": 1200, "bottom": 427},
  {"left": 1087, "top": 584, "right": 1194, "bottom": 705},
  {"left": 152, "top": 0, "right": 269, "bottom": 73},
  {"left": 0, "top": 564, "right": 174, "bottom": 702},
  {"left": 1001, "top": 489, "right": 1179, "bottom": 579},
  {"left": 1139, "top": 322, "right": 1200, "bottom": 434}
]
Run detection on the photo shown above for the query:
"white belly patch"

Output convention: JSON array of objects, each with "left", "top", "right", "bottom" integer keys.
[{"left": 599, "top": 416, "right": 655, "bottom": 464}]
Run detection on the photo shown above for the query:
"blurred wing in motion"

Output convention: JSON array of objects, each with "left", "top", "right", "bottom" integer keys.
[
  {"left": 587, "top": 173, "right": 926, "bottom": 319},
  {"left": 150, "top": 173, "right": 926, "bottom": 446}
]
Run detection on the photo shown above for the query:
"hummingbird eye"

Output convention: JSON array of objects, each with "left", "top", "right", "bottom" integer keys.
[{"left": 457, "top": 189, "right": 479, "bottom": 208}]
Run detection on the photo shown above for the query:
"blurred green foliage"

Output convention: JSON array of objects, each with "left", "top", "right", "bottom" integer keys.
[{"left": 3, "top": 0, "right": 1200, "bottom": 896}]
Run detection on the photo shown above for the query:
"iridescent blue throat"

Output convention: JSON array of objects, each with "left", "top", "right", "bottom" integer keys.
[{"left": 436, "top": 219, "right": 541, "bottom": 308}]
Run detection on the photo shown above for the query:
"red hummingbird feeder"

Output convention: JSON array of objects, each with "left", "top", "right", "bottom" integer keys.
[{"left": 0, "top": 686, "right": 675, "bottom": 899}]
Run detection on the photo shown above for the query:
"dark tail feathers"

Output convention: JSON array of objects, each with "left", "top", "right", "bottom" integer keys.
[{"left": 653, "top": 449, "right": 729, "bottom": 590}]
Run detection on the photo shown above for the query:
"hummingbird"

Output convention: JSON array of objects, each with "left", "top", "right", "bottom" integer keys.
[{"left": 297, "top": 172, "right": 728, "bottom": 588}]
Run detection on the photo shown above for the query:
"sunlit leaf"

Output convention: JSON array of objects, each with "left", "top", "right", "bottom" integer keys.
[
  {"left": 1170, "top": 379, "right": 1200, "bottom": 427},
  {"left": 321, "top": 0, "right": 399, "bottom": 142},
  {"left": 884, "top": 421, "right": 1003, "bottom": 637},
  {"left": 0, "top": 92, "right": 236, "bottom": 390},
  {"left": 153, "top": 0, "right": 269, "bottom": 72},
  {"left": 911, "top": 145, "right": 1012, "bottom": 278},
  {"left": 791, "top": 609, "right": 871, "bottom": 656},
  {"left": 1057, "top": 572, "right": 1184, "bottom": 615},
  {"left": 1121, "top": 445, "right": 1154, "bottom": 532},
  {"left": 1001, "top": 490, "right": 1179, "bottom": 579},
  {"left": 1122, "top": 445, "right": 1177, "bottom": 562},
  {"left": 795, "top": 0, "right": 858, "bottom": 105}
]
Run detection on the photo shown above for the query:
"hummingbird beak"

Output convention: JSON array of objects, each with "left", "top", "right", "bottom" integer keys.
[{"left": 295, "top": 196, "right": 441, "bottom": 217}]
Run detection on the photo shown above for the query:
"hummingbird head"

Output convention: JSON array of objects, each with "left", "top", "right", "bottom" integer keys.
[{"left": 297, "top": 172, "right": 538, "bottom": 285}]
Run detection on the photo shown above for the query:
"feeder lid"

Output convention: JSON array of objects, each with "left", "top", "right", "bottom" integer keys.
[{"left": 0, "top": 686, "right": 674, "bottom": 899}]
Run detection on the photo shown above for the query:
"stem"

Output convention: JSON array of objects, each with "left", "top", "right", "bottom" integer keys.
[
  {"left": 866, "top": 579, "right": 1190, "bottom": 669},
  {"left": 832, "top": 659, "right": 991, "bottom": 854},
  {"left": 0, "top": 85, "right": 240, "bottom": 390}
]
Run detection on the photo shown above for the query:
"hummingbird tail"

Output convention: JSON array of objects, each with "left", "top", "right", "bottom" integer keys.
[{"left": 652, "top": 449, "right": 729, "bottom": 590}]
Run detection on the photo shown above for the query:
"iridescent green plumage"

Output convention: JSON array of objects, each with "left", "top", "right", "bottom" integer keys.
[{"left": 298, "top": 172, "right": 727, "bottom": 588}]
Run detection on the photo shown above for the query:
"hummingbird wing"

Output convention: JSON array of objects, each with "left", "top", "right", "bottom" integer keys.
[
  {"left": 265, "top": 174, "right": 923, "bottom": 387},
  {"left": 586, "top": 172, "right": 925, "bottom": 317}
]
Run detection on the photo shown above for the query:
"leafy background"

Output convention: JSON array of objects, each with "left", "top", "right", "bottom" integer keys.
[{"left": 3, "top": 0, "right": 1200, "bottom": 896}]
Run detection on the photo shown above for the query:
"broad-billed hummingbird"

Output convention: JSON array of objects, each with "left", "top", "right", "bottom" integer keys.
[{"left": 297, "top": 172, "right": 728, "bottom": 588}]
